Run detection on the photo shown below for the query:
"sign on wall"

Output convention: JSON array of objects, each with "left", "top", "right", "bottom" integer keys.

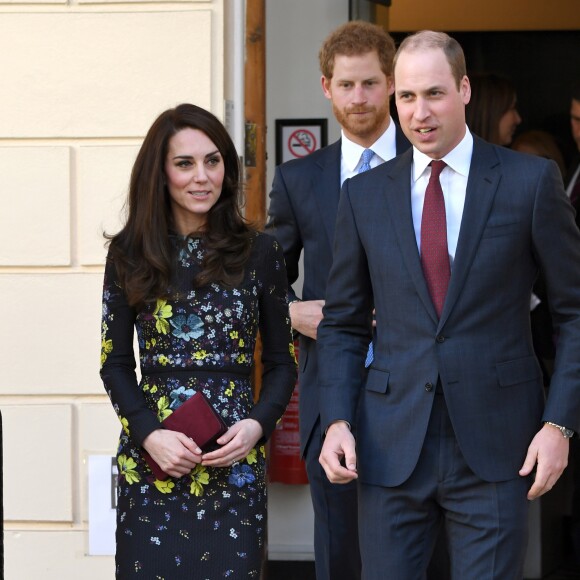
[{"left": 275, "top": 118, "right": 328, "bottom": 165}]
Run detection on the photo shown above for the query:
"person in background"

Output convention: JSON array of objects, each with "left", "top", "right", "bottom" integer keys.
[
  {"left": 266, "top": 20, "right": 410, "bottom": 580},
  {"left": 512, "top": 129, "right": 566, "bottom": 177},
  {"left": 466, "top": 71, "right": 522, "bottom": 146},
  {"left": 565, "top": 84, "right": 580, "bottom": 224},
  {"left": 100, "top": 103, "right": 296, "bottom": 578},
  {"left": 318, "top": 30, "right": 580, "bottom": 579}
]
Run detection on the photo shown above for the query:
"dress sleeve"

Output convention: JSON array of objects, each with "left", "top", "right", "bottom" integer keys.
[
  {"left": 248, "top": 235, "right": 297, "bottom": 439},
  {"left": 100, "top": 253, "right": 162, "bottom": 446}
]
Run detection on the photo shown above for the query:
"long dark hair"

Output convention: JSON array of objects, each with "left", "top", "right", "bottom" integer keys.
[
  {"left": 106, "top": 103, "right": 253, "bottom": 307},
  {"left": 466, "top": 73, "right": 516, "bottom": 145}
]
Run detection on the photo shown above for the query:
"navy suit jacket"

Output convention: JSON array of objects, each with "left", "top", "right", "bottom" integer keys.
[
  {"left": 318, "top": 136, "right": 580, "bottom": 485},
  {"left": 266, "top": 127, "right": 410, "bottom": 456}
]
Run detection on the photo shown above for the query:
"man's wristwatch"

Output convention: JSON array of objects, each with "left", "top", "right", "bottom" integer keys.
[{"left": 544, "top": 421, "right": 575, "bottom": 439}]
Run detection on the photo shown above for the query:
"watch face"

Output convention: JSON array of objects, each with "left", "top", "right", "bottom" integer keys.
[{"left": 563, "top": 428, "right": 575, "bottom": 439}]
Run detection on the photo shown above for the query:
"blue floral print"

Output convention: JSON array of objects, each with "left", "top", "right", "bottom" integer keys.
[
  {"left": 228, "top": 464, "right": 257, "bottom": 488},
  {"left": 170, "top": 313, "right": 204, "bottom": 341}
]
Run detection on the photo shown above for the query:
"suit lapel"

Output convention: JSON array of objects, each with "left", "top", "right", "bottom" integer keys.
[
  {"left": 312, "top": 140, "right": 342, "bottom": 249},
  {"left": 439, "top": 137, "right": 501, "bottom": 327},
  {"left": 383, "top": 150, "right": 440, "bottom": 324}
]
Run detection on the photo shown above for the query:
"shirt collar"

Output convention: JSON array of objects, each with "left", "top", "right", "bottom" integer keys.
[
  {"left": 412, "top": 127, "right": 474, "bottom": 182},
  {"left": 341, "top": 118, "right": 397, "bottom": 172}
]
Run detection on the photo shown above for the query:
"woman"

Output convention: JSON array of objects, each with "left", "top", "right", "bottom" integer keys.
[
  {"left": 100, "top": 103, "right": 296, "bottom": 578},
  {"left": 466, "top": 72, "right": 522, "bottom": 146}
]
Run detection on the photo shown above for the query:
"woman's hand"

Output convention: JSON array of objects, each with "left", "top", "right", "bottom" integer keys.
[
  {"left": 201, "top": 419, "right": 263, "bottom": 467},
  {"left": 142, "top": 428, "right": 203, "bottom": 478}
]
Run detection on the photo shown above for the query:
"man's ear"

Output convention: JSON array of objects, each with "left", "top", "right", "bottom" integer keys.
[
  {"left": 461, "top": 75, "right": 471, "bottom": 105},
  {"left": 321, "top": 75, "right": 332, "bottom": 100},
  {"left": 386, "top": 75, "right": 395, "bottom": 97}
]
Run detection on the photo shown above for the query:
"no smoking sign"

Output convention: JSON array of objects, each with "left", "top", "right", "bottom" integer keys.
[{"left": 276, "top": 119, "right": 328, "bottom": 165}]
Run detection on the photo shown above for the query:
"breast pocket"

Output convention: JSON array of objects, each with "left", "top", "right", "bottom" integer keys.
[{"left": 481, "top": 222, "right": 521, "bottom": 239}]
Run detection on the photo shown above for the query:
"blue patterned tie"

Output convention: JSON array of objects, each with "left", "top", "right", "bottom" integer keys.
[
  {"left": 357, "top": 149, "right": 375, "bottom": 367},
  {"left": 358, "top": 148, "right": 374, "bottom": 174}
]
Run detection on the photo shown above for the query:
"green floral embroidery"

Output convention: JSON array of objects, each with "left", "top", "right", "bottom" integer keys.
[
  {"left": 225, "top": 380, "right": 235, "bottom": 397},
  {"left": 120, "top": 416, "right": 130, "bottom": 436},
  {"left": 193, "top": 350, "right": 209, "bottom": 360},
  {"left": 289, "top": 341, "right": 296, "bottom": 362},
  {"left": 190, "top": 465, "right": 210, "bottom": 497},
  {"left": 118, "top": 454, "right": 140, "bottom": 484},
  {"left": 153, "top": 299, "right": 173, "bottom": 335},
  {"left": 100, "top": 337, "right": 113, "bottom": 367},
  {"left": 157, "top": 396, "right": 172, "bottom": 421},
  {"left": 246, "top": 448, "right": 257, "bottom": 464},
  {"left": 153, "top": 479, "right": 175, "bottom": 494}
]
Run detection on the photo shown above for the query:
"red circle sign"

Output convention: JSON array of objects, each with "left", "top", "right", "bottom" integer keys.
[{"left": 288, "top": 129, "right": 317, "bottom": 158}]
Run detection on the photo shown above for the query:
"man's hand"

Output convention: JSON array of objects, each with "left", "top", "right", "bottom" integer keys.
[
  {"left": 519, "top": 423, "right": 570, "bottom": 500},
  {"left": 319, "top": 421, "right": 358, "bottom": 484},
  {"left": 290, "top": 299, "right": 325, "bottom": 339},
  {"left": 142, "top": 428, "right": 202, "bottom": 478}
]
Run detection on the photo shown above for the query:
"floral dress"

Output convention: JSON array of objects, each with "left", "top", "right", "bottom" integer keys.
[{"left": 100, "top": 233, "right": 296, "bottom": 579}]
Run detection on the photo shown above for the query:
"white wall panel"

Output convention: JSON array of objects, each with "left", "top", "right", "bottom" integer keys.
[
  {"left": 0, "top": 273, "right": 104, "bottom": 394},
  {"left": 2, "top": 405, "right": 73, "bottom": 521},
  {"left": 0, "top": 11, "right": 212, "bottom": 138},
  {"left": 77, "top": 145, "right": 140, "bottom": 265},
  {"left": 0, "top": 147, "right": 70, "bottom": 265}
]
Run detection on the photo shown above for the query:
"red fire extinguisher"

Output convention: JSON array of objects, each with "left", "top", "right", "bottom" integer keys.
[{"left": 268, "top": 339, "right": 309, "bottom": 484}]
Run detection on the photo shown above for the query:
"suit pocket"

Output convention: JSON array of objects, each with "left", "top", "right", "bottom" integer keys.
[
  {"left": 481, "top": 221, "right": 521, "bottom": 239},
  {"left": 365, "top": 368, "right": 390, "bottom": 394},
  {"left": 496, "top": 356, "right": 541, "bottom": 387}
]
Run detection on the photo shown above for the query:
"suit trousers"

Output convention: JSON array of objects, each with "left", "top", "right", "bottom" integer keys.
[
  {"left": 305, "top": 421, "right": 362, "bottom": 580},
  {"left": 358, "top": 391, "right": 531, "bottom": 580}
]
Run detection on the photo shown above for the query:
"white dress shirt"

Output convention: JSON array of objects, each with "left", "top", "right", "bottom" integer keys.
[
  {"left": 340, "top": 118, "right": 398, "bottom": 185},
  {"left": 411, "top": 128, "right": 474, "bottom": 265}
]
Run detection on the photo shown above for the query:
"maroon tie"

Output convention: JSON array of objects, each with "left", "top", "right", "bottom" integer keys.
[{"left": 421, "top": 160, "right": 450, "bottom": 318}]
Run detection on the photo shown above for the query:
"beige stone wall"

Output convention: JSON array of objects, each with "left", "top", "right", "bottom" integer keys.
[{"left": 0, "top": 1, "right": 224, "bottom": 577}]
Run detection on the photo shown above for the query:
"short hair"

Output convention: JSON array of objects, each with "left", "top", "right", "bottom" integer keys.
[
  {"left": 318, "top": 20, "right": 396, "bottom": 79},
  {"left": 466, "top": 73, "right": 517, "bottom": 145},
  {"left": 394, "top": 30, "right": 466, "bottom": 89}
]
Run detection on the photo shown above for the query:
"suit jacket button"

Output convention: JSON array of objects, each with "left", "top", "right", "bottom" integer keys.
[
  {"left": 436, "top": 335, "right": 445, "bottom": 343},
  {"left": 425, "top": 382, "right": 433, "bottom": 392}
]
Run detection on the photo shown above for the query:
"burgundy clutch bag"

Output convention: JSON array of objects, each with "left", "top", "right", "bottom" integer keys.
[{"left": 142, "top": 391, "right": 228, "bottom": 481}]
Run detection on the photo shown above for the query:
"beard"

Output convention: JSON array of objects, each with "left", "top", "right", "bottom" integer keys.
[{"left": 332, "top": 100, "right": 390, "bottom": 141}]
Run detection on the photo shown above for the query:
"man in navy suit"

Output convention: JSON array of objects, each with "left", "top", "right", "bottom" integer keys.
[
  {"left": 318, "top": 30, "right": 580, "bottom": 579},
  {"left": 266, "top": 21, "right": 410, "bottom": 580}
]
